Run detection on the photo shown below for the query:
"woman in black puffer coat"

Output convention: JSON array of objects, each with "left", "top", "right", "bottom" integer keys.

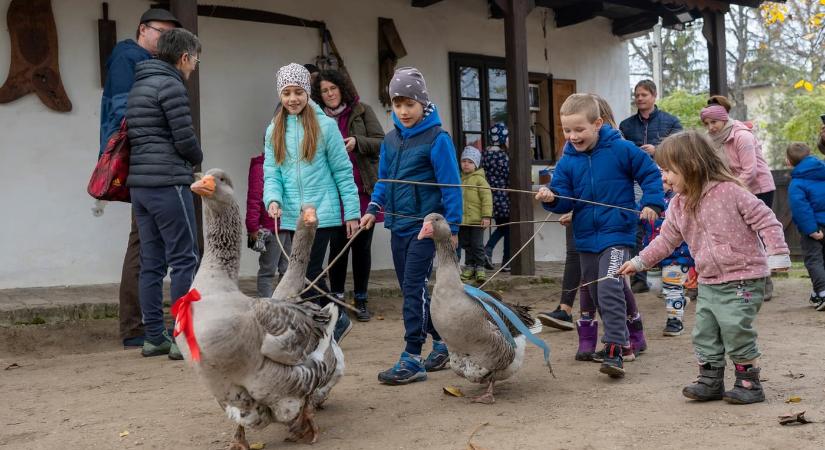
[{"left": 125, "top": 28, "right": 202, "bottom": 359}]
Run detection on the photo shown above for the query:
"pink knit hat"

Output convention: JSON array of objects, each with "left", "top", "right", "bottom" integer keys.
[{"left": 700, "top": 104, "right": 729, "bottom": 122}]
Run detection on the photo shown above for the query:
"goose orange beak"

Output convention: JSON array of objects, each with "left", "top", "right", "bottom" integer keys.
[
  {"left": 191, "top": 175, "right": 216, "bottom": 197},
  {"left": 418, "top": 221, "right": 433, "bottom": 240},
  {"left": 303, "top": 207, "right": 317, "bottom": 226}
]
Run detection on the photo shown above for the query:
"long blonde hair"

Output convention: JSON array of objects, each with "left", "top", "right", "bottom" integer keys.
[
  {"left": 589, "top": 94, "right": 617, "bottom": 128},
  {"left": 271, "top": 102, "right": 320, "bottom": 164},
  {"left": 655, "top": 130, "right": 741, "bottom": 216}
]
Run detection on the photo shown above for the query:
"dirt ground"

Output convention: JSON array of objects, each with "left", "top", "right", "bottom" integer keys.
[{"left": 1, "top": 277, "right": 824, "bottom": 450}]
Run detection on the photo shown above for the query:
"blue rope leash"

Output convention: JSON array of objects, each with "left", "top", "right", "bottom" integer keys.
[{"left": 463, "top": 284, "right": 553, "bottom": 373}]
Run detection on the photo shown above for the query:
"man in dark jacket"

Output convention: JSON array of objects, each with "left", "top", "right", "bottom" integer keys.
[
  {"left": 99, "top": 8, "right": 179, "bottom": 350},
  {"left": 619, "top": 79, "right": 682, "bottom": 293},
  {"left": 126, "top": 28, "right": 202, "bottom": 359},
  {"left": 619, "top": 80, "right": 683, "bottom": 155}
]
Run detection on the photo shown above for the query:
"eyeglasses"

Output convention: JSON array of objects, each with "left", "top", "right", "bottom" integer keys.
[
  {"left": 321, "top": 85, "right": 339, "bottom": 95},
  {"left": 187, "top": 53, "right": 201, "bottom": 67},
  {"left": 144, "top": 24, "right": 172, "bottom": 34}
]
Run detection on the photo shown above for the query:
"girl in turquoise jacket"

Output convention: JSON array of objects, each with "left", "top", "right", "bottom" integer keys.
[{"left": 264, "top": 63, "right": 360, "bottom": 340}]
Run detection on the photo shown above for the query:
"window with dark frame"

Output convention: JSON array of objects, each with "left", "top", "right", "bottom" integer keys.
[{"left": 449, "top": 52, "right": 555, "bottom": 164}]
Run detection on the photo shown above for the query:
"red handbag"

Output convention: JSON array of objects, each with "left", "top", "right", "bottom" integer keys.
[{"left": 88, "top": 119, "right": 131, "bottom": 202}]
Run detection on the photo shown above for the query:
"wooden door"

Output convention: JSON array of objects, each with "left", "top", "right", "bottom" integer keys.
[{"left": 551, "top": 79, "right": 576, "bottom": 160}]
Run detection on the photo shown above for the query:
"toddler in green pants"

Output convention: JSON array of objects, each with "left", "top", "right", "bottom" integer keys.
[{"left": 620, "top": 130, "right": 790, "bottom": 404}]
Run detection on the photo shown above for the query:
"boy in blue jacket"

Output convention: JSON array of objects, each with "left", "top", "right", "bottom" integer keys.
[
  {"left": 536, "top": 93, "right": 664, "bottom": 378},
  {"left": 361, "top": 67, "right": 463, "bottom": 385},
  {"left": 787, "top": 142, "right": 825, "bottom": 309}
]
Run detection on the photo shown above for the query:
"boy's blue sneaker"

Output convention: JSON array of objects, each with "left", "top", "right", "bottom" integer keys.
[
  {"left": 378, "top": 352, "right": 427, "bottom": 385},
  {"left": 423, "top": 341, "right": 450, "bottom": 371}
]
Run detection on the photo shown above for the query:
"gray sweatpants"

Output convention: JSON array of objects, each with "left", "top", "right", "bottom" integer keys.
[
  {"left": 581, "top": 246, "right": 630, "bottom": 346},
  {"left": 801, "top": 232, "right": 825, "bottom": 294}
]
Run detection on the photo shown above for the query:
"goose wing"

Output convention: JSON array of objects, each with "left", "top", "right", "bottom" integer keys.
[{"left": 253, "top": 299, "right": 330, "bottom": 365}]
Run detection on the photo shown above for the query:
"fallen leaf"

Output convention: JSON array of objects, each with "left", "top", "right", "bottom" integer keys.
[
  {"left": 376, "top": 315, "right": 385, "bottom": 320},
  {"left": 249, "top": 443, "right": 265, "bottom": 450},
  {"left": 785, "top": 395, "right": 802, "bottom": 403},
  {"left": 783, "top": 371, "right": 805, "bottom": 380},
  {"left": 443, "top": 385, "right": 465, "bottom": 397},
  {"left": 119, "top": 431, "right": 130, "bottom": 438},
  {"left": 4, "top": 363, "right": 20, "bottom": 370}
]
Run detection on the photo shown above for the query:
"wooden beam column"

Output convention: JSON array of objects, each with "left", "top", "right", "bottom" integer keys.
[
  {"left": 702, "top": 10, "right": 728, "bottom": 96},
  {"left": 169, "top": 0, "right": 204, "bottom": 252},
  {"left": 500, "top": 0, "right": 535, "bottom": 275}
]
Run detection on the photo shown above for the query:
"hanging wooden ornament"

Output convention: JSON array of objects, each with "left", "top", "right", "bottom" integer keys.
[{"left": 0, "top": 0, "right": 72, "bottom": 112}]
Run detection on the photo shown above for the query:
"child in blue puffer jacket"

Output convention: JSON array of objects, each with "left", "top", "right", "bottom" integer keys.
[
  {"left": 641, "top": 183, "right": 695, "bottom": 336},
  {"left": 787, "top": 142, "right": 825, "bottom": 309},
  {"left": 361, "top": 67, "right": 463, "bottom": 386},
  {"left": 536, "top": 93, "right": 664, "bottom": 379}
]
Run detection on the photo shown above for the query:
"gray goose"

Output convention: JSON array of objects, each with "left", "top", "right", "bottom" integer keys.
[
  {"left": 418, "top": 213, "right": 534, "bottom": 404},
  {"left": 177, "top": 169, "right": 344, "bottom": 449}
]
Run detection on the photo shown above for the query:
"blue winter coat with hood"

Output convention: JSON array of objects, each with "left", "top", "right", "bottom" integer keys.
[
  {"left": 367, "top": 104, "right": 462, "bottom": 236},
  {"left": 789, "top": 155, "right": 825, "bottom": 236},
  {"left": 543, "top": 125, "right": 665, "bottom": 253}
]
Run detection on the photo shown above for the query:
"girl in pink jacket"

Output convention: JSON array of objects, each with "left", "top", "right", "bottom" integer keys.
[
  {"left": 702, "top": 101, "right": 778, "bottom": 302},
  {"left": 619, "top": 130, "right": 790, "bottom": 405}
]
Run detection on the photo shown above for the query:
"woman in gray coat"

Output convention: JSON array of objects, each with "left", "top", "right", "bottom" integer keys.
[
  {"left": 312, "top": 70, "right": 385, "bottom": 322},
  {"left": 125, "top": 28, "right": 202, "bottom": 359}
]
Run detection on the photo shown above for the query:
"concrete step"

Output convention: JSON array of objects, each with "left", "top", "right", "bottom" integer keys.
[{"left": 0, "top": 262, "right": 564, "bottom": 326}]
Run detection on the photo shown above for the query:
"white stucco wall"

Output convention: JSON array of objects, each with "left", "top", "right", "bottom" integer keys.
[{"left": 0, "top": 0, "right": 628, "bottom": 288}]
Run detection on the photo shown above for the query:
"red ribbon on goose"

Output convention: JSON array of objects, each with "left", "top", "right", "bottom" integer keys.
[{"left": 171, "top": 288, "right": 202, "bottom": 362}]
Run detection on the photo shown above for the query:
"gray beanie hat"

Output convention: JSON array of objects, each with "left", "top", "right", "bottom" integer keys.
[
  {"left": 276, "top": 63, "right": 311, "bottom": 97},
  {"left": 461, "top": 146, "right": 481, "bottom": 169},
  {"left": 388, "top": 66, "right": 429, "bottom": 105}
]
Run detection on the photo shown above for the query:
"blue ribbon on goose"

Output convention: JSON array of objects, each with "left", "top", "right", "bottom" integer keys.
[{"left": 463, "top": 284, "right": 553, "bottom": 370}]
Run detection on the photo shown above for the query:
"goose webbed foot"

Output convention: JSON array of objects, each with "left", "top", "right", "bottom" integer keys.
[
  {"left": 228, "top": 425, "right": 249, "bottom": 450},
  {"left": 471, "top": 380, "right": 496, "bottom": 405},
  {"left": 285, "top": 404, "right": 319, "bottom": 444}
]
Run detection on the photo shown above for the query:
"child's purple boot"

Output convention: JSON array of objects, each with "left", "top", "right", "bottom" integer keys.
[
  {"left": 628, "top": 315, "right": 647, "bottom": 355},
  {"left": 575, "top": 318, "right": 598, "bottom": 361}
]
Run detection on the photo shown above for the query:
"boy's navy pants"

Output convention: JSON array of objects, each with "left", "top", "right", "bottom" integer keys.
[
  {"left": 131, "top": 186, "right": 199, "bottom": 343},
  {"left": 390, "top": 232, "right": 442, "bottom": 355}
]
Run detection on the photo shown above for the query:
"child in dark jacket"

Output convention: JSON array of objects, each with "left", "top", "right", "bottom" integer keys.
[
  {"left": 536, "top": 93, "right": 664, "bottom": 379},
  {"left": 246, "top": 153, "right": 292, "bottom": 298},
  {"left": 482, "top": 122, "right": 511, "bottom": 270},
  {"left": 361, "top": 67, "right": 463, "bottom": 385},
  {"left": 787, "top": 143, "right": 825, "bottom": 309},
  {"left": 641, "top": 186, "right": 695, "bottom": 336}
]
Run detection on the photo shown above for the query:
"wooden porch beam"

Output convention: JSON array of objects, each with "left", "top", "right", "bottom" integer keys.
[
  {"left": 702, "top": 10, "right": 728, "bottom": 96},
  {"left": 411, "top": 0, "right": 444, "bottom": 7},
  {"left": 153, "top": 3, "right": 325, "bottom": 29},
  {"left": 502, "top": 0, "right": 535, "bottom": 275},
  {"left": 169, "top": 0, "right": 204, "bottom": 253},
  {"left": 553, "top": 1, "right": 603, "bottom": 28},
  {"left": 197, "top": 4, "right": 324, "bottom": 28},
  {"left": 612, "top": 12, "right": 659, "bottom": 36}
]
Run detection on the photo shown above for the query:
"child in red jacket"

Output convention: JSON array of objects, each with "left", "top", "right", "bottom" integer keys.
[{"left": 246, "top": 153, "right": 292, "bottom": 298}]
